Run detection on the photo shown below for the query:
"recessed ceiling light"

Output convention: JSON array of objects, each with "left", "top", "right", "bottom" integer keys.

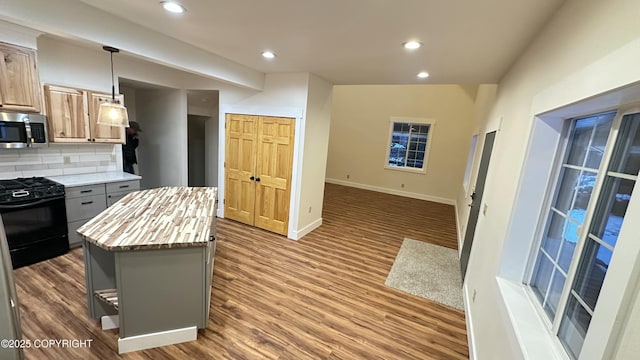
[
  {"left": 417, "top": 72, "right": 430, "bottom": 79},
  {"left": 261, "top": 51, "right": 276, "bottom": 59},
  {"left": 161, "top": 1, "right": 185, "bottom": 14},
  {"left": 403, "top": 41, "right": 422, "bottom": 50}
]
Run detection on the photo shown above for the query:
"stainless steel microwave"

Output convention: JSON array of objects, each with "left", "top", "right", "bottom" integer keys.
[{"left": 0, "top": 112, "right": 48, "bottom": 149}]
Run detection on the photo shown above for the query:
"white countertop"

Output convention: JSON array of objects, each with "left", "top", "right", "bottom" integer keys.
[{"left": 47, "top": 172, "right": 142, "bottom": 187}]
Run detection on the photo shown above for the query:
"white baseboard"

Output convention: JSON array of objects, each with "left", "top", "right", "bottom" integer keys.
[
  {"left": 291, "top": 218, "right": 322, "bottom": 240},
  {"left": 325, "top": 178, "right": 456, "bottom": 205},
  {"left": 463, "top": 283, "right": 477, "bottom": 360},
  {"left": 118, "top": 326, "right": 197, "bottom": 354},
  {"left": 454, "top": 203, "right": 463, "bottom": 256},
  {"left": 101, "top": 315, "right": 119, "bottom": 330}
]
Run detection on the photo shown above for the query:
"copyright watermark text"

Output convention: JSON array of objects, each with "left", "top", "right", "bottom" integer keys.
[{"left": 1, "top": 338, "right": 93, "bottom": 349}]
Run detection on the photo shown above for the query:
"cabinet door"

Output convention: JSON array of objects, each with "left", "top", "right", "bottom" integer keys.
[
  {"left": 0, "top": 43, "right": 42, "bottom": 113},
  {"left": 67, "top": 219, "right": 90, "bottom": 248},
  {"left": 44, "top": 85, "right": 90, "bottom": 143},
  {"left": 88, "top": 92, "right": 125, "bottom": 144}
]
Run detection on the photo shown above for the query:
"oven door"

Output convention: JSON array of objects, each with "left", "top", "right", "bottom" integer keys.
[{"left": 0, "top": 197, "right": 69, "bottom": 268}]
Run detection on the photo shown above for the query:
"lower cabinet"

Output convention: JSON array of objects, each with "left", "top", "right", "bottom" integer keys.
[
  {"left": 66, "top": 180, "right": 140, "bottom": 248},
  {"left": 106, "top": 181, "right": 139, "bottom": 207},
  {"left": 66, "top": 184, "right": 106, "bottom": 248}
]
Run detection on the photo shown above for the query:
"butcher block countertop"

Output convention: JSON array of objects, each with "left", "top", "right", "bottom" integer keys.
[{"left": 77, "top": 187, "right": 217, "bottom": 251}]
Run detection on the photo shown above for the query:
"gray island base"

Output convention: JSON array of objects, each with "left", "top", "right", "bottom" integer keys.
[{"left": 77, "top": 187, "right": 217, "bottom": 354}]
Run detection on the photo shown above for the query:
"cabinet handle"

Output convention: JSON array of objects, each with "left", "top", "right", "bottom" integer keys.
[
  {"left": 107, "top": 195, "right": 112, "bottom": 198},
  {"left": 255, "top": 177, "right": 261, "bottom": 182},
  {"left": 80, "top": 190, "right": 93, "bottom": 194},
  {"left": 249, "top": 176, "right": 255, "bottom": 181},
  {"left": 119, "top": 185, "right": 129, "bottom": 188},
  {"left": 81, "top": 201, "right": 94, "bottom": 205}
]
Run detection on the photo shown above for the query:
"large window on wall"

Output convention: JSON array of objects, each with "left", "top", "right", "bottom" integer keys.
[
  {"left": 385, "top": 118, "right": 435, "bottom": 173},
  {"left": 528, "top": 110, "right": 640, "bottom": 359}
]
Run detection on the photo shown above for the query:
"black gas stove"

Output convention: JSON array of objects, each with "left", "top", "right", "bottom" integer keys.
[
  {"left": 0, "top": 177, "right": 65, "bottom": 204},
  {"left": 0, "top": 177, "right": 68, "bottom": 268}
]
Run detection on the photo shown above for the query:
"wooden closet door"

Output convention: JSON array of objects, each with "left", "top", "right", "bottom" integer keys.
[
  {"left": 254, "top": 116, "right": 295, "bottom": 235},
  {"left": 224, "top": 114, "right": 258, "bottom": 225}
]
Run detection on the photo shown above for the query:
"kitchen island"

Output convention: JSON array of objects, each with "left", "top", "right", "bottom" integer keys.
[{"left": 77, "top": 186, "right": 217, "bottom": 354}]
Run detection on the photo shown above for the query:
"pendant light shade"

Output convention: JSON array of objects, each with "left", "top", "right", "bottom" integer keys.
[
  {"left": 96, "top": 46, "right": 129, "bottom": 127},
  {"left": 97, "top": 101, "right": 129, "bottom": 126}
]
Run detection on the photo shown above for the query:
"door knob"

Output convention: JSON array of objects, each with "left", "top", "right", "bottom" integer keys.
[{"left": 250, "top": 176, "right": 255, "bottom": 180}]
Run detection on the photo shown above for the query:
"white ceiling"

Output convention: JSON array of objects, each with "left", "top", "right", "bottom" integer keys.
[{"left": 71, "top": 0, "right": 566, "bottom": 85}]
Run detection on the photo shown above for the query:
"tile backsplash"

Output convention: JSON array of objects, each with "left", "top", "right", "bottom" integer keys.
[{"left": 0, "top": 144, "right": 118, "bottom": 179}]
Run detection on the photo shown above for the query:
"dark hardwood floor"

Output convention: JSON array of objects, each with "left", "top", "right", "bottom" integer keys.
[{"left": 13, "top": 183, "right": 468, "bottom": 359}]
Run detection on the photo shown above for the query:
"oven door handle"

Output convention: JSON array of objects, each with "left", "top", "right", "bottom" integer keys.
[{"left": 0, "top": 197, "right": 62, "bottom": 210}]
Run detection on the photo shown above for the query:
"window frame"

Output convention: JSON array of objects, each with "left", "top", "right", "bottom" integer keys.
[
  {"left": 384, "top": 117, "right": 435, "bottom": 174},
  {"left": 524, "top": 106, "right": 640, "bottom": 359}
]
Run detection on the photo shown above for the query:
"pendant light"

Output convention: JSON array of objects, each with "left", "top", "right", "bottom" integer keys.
[{"left": 96, "top": 46, "right": 129, "bottom": 127}]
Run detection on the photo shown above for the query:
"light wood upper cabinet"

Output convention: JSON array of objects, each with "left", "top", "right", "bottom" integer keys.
[
  {"left": 45, "top": 85, "right": 89, "bottom": 143},
  {"left": 44, "top": 85, "right": 125, "bottom": 144},
  {"left": 0, "top": 42, "right": 42, "bottom": 113}
]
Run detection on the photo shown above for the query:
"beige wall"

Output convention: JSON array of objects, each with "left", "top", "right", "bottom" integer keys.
[
  {"left": 454, "top": 84, "right": 497, "bottom": 247},
  {"left": 462, "top": 0, "right": 640, "bottom": 358},
  {"left": 297, "top": 74, "right": 333, "bottom": 236},
  {"left": 135, "top": 89, "right": 188, "bottom": 189},
  {"left": 218, "top": 72, "right": 334, "bottom": 239},
  {"left": 326, "top": 85, "right": 477, "bottom": 203}
]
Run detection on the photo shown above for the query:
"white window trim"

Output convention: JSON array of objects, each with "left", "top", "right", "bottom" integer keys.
[
  {"left": 578, "top": 107, "right": 640, "bottom": 359},
  {"left": 384, "top": 116, "right": 436, "bottom": 174},
  {"left": 494, "top": 94, "right": 640, "bottom": 360},
  {"left": 497, "top": 278, "right": 570, "bottom": 360},
  {"left": 525, "top": 111, "right": 620, "bottom": 337}
]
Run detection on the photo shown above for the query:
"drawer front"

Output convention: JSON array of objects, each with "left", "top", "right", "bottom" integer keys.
[
  {"left": 65, "top": 184, "right": 105, "bottom": 199},
  {"left": 106, "top": 180, "right": 140, "bottom": 194},
  {"left": 106, "top": 190, "right": 134, "bottom": 207},
  {"left": 68, "top": 219, "right": 90, "bottom": 248},
  {"left": 66, "top": 194, "right": 107, "bottom": 222}
]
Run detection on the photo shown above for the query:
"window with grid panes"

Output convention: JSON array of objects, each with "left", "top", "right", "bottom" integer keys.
[
  {"left": 528, "top": 111, "right": 640, "bottom": 359},
  {"left": 386, "top": 119, "right": 434, "bottom": 172}
]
